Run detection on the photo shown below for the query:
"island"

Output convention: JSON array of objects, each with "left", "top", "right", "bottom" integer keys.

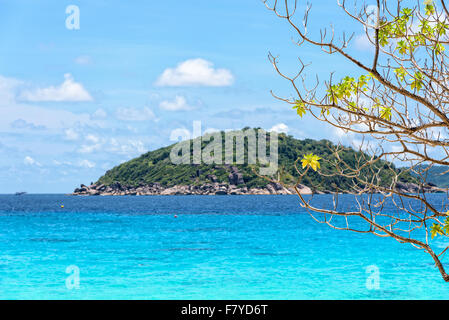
[{"left": 72, "top": 129, "right": 444, "bottom": 196}]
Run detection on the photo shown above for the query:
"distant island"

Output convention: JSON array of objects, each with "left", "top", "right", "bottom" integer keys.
[
  {"left": 73, "top": 129, "right": 443, "bottom": 196},
  {"left": 410, "top": 165, "right": 449, "bottom": 188}
]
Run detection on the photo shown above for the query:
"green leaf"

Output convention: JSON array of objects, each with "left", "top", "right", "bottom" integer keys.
[
  {"left": 401, "top": 8, "right": 412, "bottom": 19},
  {"left": 397, "top": 40, "right": 408, "bottom": 54},
  {"left": 419, "top": 19, "right": 433, "bottom": 37},
  {"left": 410, "top": 72, "right": 424, "bottom": 91},
  {"left": 378, "top": 31, "right": 389, "bottom": 47},
  {"left": 436, "top": 22, "right": 449, "bottom": 36},
  {"left": 321, "top": 106, "right": 330, "bottom": 116},
  {"left": 394, "top": 67, "right": 407, "bottom": 81},
  {"left": 357, "top": 74, "right": 370, "bottom": 91},
  {"left": 431, "top": 223, "right": 444, "bottom": 239},
  {"left": 380, "top": 106, "right": 392, "bottom": 120},
  {"left": 434, "top": 43, "right": 445, "bottom": 55},
  {"left": 293, "top": 100, "right": 307, "bottom": 118},
  {"left": 425, "top": 3, "right": 435, "bottom": 15},
  {"left": 443, "top": 217, "right": 449, "bottom": 234}
]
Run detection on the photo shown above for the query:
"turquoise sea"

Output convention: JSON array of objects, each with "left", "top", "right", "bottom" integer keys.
[{"left": 1, "top": 194, "right": 449, "bottom": 299}]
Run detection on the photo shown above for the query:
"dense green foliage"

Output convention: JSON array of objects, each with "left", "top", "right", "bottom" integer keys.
[{"left": 96, "top": 129, "right": 414, "bottom": 191}]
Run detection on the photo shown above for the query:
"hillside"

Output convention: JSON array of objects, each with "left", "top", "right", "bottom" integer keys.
[
  {"left": 73, "top": 129, "right": 417, "bottom": 195},
  {"left": 410, "top": 165, "right": 449, "bottom": 187}
]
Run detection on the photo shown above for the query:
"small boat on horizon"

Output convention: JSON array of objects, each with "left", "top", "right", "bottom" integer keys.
[{"left": 15, "top": 192, "right": 27, "bottom": 196}]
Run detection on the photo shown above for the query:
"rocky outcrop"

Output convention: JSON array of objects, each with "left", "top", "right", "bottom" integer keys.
[
  {"left": 228, "top": 172, "right": 244, "bottom": 185},
  {"left": 226, "top": 166, "right": 245, "bottom": 185},
  {"left": 72, "top": 181, "right": 304, "bottom": 196},
  {"left": 206, "top": 174, "right": 218, "bottom": 183},
  {"left": 395, "top": 181, "right": 445, "bottom": 193},
  {"left": 72, "top": 181, "right": 446, "bottom": 196},
  {"left": 293, "top": 184, "right": 313, "bottom": 195}
]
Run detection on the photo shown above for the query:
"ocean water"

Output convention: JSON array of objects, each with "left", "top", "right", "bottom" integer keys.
[{"left": 1, "top": 194, "right": 449, "bottom": 299}]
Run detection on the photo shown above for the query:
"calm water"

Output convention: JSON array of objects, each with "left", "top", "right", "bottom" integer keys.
[{"left": 1, "top": 194, "right": 449, "bottom": 299}]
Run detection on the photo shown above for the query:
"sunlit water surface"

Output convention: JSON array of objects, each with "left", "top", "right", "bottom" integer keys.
[{"left": 1, "top": 194, "right": 448, "bottom": 299}]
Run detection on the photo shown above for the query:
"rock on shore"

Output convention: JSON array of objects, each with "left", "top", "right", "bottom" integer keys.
[
  {"left": 394, "top": 181, "right": 446, "bottom": 193},
  {"left": 71, "top": 181, "right": 446, "bottom": 196},
  {"left": 72, "top": 181, "right": 313, "bottom": 196}
]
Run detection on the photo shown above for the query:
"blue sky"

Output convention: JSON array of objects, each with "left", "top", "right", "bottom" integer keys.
[{"left": 0, "top": 0, "right": 372, "bottom": 193}]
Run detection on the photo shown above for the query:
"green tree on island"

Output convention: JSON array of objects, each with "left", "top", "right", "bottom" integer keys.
[{"left": 265, "top": 0, "right": 449, "bottom": 281}]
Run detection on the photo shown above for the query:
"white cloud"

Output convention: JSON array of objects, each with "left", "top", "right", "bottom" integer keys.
[
  {"left": 156, "top": 59, "right": 234, "bottom": 87},
  {"left": 115, "top": 106, "right": 157, "bottom": 121},
  {"left": 91, "top": 108, "right": 107, "bottom": 119},
  {"left": 19, "top": 73, "right": 93, "bottom": 102},
  {"left": 85, "top": 134, "right": 100, "bottom": 144},
  {"left": 391, "top": 145, "right": 403, "bottom": 153},
  {"left": 74, "top": 55, "right": 93, "bottom": 65},
  {"left": 0, "top": 76, "right": 22, "bottom": 104},
  {"left": 108, "top": 139, "right": 146, "bottom": 155},
  {"left": 0, "top": 104, "right": 91, "bottom": 131},
  {"left": 0, "top": 75, "right": 93, "bottom": 131},
  {"left": 334, "top": 127, "right": 348, "bottom": 138},
  {"left": 204, "top": 127, "right": 220, "bottom": 134},
  {"left": 354, "top": 33, "right": 374, "bottom": 52},
  {"left": 64, "top": 128, "right": 79, "bottom": 141},
  {"left": 24, "top": 156, "right": 41, "bottom": 166},
  {"left": 53, "top": 160, "right": 73, "bottom": 166},
  {"left": 78, "top": 143, "right": 102, "bottom": 154},
  {"left": 78, "top": 159, "right": 96, "bottom": 168},
  {"left": 77, "top": 135, "right": 147, "bottom": 156},
  {"left": 169, "top": 128, "right": 191, "bottom": 142},
  {"left": 331, "top": 126, "right": 375, "bottom": 151},
  {"left": 10, "top": 119, "right": 46, "bottom": 130},
  {"left": 53, "top": 158, "right": 95, "bottom": 168},
  {"left": 270, "top": 123, "right": 289, "bottom": 134},
  {"left": 159, "top": 95, "right": 194, "bottom": 111}
]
